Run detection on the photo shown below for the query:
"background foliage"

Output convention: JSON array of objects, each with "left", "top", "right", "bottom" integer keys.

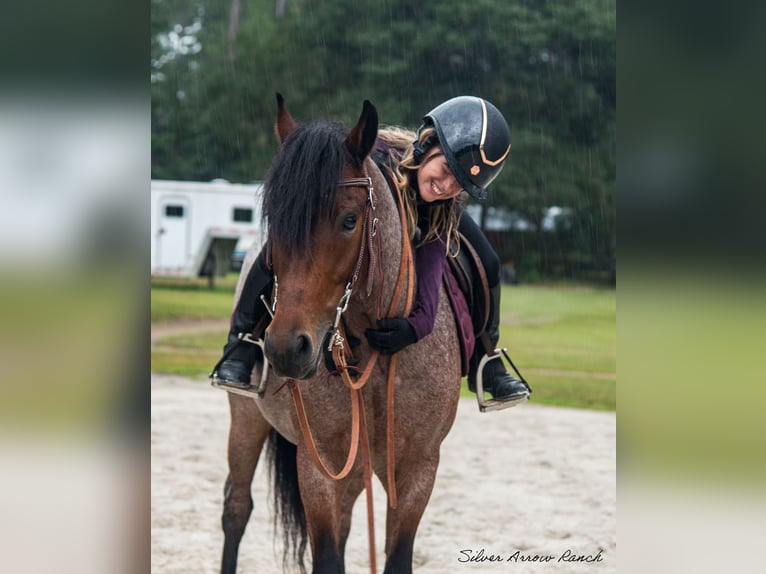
[{"left": 151, "top": 0, "right": 615, "bottom": 283}]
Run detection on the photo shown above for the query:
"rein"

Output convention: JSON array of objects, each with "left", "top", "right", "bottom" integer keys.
[{"left": 282, "top": 168, "right": 414, "bottom": 574}]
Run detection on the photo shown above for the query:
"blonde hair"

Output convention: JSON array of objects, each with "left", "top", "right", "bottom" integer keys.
[{"left": 377, "top": 126, "right": 463, "bottom": 256}]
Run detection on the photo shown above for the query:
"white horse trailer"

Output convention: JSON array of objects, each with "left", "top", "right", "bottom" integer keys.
[{"left": 151, "top": 180, "right": 265, "bottom": 279}]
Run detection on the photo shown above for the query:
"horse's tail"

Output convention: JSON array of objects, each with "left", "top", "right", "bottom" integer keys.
[{"left": 266, "top": 428, "right": 307, "bottom": 574}]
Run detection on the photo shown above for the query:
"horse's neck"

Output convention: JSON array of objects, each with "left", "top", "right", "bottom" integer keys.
[{"left": 355, "top": 158, "right": 411, "bottom": 321}]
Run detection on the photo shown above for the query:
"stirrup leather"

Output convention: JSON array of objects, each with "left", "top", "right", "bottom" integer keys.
[
  {"left": 475, "top": 348, "right": 530, "bottom": 413},
  {"left": 210, "top": 333, "right": 270, "bottom": 399}
]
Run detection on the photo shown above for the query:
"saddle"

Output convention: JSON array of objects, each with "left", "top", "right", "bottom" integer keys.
[{"left": 442, "top": 233, "right": 491, "bottom": 375}]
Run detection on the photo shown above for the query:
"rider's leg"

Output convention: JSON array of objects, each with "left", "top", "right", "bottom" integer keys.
[
  {"left": 458, "top": 213, "right": 529, "bottom": 401},
  {"left": 467, "top": 283, "right": 529, "bottom": 400},
  {"left": 214, "top": 248, "right": 272, "bottom": 387}
]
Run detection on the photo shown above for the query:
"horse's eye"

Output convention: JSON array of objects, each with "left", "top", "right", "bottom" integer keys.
[{"left": 342, "top": 214, "right": 357, "bottom": 231}]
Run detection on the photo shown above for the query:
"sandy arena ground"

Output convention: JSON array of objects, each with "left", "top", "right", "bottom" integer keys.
[{"left": 151, "top": 372, "right": 615, "bottom": 573}]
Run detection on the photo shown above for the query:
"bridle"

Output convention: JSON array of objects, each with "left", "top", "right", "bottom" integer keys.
[
  {"left": 269, "top": 171, "right": 380, "bottom": 350},
  {"left": 328, "top": 173, "right": 378, "bottom": 348}
]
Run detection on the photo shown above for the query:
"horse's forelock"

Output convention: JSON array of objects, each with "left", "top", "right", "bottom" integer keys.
[{"left": 263, "top": 121, "right": 348, "bottom": 252}]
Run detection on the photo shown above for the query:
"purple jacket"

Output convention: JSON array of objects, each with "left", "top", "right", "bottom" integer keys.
[
  {"left": 406, "top": 231, "right": 475, "bottom": 375},
  {"left": 406, "top": 236, "right": 445, "bottom": 340}
]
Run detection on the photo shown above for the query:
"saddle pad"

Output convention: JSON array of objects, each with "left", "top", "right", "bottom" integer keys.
[
  {"left": 446, "top": 235, "right": 490, "bottom": 337},
  {"left": 442, "top": 263, "right": 475, "bottom": 376}
]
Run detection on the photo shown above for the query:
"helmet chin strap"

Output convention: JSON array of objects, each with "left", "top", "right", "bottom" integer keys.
[{"left": 412, "top": 127, "right": 438, "bottom": 164}]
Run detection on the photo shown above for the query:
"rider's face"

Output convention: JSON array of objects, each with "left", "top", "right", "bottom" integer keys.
[{"left": 416, "top": 146, "right": 463, "bottom": 203}]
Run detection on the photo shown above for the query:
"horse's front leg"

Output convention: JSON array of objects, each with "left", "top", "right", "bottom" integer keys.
[
  {"left": 338, "top": 473, "right": 365, "bottom": 557},
  {"left": 382, "top": 453, "right": 441, "bottom": 574},
  {"left": 221, "top": 394, "right": 272, "bottom": 574},
  {"left": 297, "top": 446, "right": 354, "bottom": 574}
]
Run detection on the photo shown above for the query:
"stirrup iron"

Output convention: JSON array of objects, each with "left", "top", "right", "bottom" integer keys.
[
  {"left": 210, "top": 333, "right": 270, "bottom": 399},
  {"left": 475, "top": 348, "right": 530, "bottom": 413}
]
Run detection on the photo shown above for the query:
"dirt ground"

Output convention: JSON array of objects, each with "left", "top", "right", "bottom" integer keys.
[{"left": 151, "top": 373, "right": 615, "bottom": 573}]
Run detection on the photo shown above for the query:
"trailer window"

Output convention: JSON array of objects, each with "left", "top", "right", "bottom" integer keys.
[
  {"left": 165, "top": 205, "right": 185, "bottom": 218},
  {"left": 233, "top": 208, "right": 253, "bottom": 223}
]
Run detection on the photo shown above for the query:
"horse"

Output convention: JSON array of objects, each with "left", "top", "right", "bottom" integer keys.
[{"left": 218, "top": 94, "right": 463, "bottom": 574}]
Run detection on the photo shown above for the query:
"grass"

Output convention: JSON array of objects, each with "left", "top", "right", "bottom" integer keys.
[
  {"left": 151, "top": 275, "right": 239, "bottom": 321},
  {"left": 151, "top": 275, "right": 615, "bottom": 411},
  {"left": 152, "top": 330, "right": 229, "bottom": 377},
  {"left": 496, "top": 285, "right": 615, "bottom": 410}
]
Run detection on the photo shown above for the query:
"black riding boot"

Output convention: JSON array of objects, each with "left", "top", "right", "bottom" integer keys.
[
  {"left": 467, "top": 283, "right": 530, "bottom": 401},
  {"left": 213, "top": 250, "right": 272, "bottom": 387}
]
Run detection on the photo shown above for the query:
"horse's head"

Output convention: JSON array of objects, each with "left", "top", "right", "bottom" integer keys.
[{"left": 263, "top": 94, "right": 379, "bottom": 379}]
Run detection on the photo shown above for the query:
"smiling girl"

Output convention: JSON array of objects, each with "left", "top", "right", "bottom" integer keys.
[{"left": 367, "top": 96, "right": 530, "bottom": 405}]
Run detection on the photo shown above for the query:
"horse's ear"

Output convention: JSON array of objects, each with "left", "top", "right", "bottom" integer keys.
[
  {"left": 344, "top": 100, "right": 378, "bottom": 166},
  {"left": 275, "top": 92, "right": 296, "bottom": 143}
]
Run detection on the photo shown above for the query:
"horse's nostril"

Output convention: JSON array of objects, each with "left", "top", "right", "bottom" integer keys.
[
  {"left": 263, "top": 329, "right": 318, "bottom": 379},
  {"left": 296, "top": 333, "right": 312, "bottom": 358}
]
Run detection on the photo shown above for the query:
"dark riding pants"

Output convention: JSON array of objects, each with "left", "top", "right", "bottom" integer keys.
[{"left": 457, "top": 209, "right": 501, "bottom": 288}]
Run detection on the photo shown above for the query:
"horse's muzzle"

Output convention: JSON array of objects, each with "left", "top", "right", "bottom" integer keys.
[{"left": 264, "top": 329, "right": 321, "bottom": 380}]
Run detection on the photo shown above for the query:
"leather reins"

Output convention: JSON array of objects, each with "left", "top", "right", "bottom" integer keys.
[{"left": 282, "top": 168, "right": 414, "bottom": 574}]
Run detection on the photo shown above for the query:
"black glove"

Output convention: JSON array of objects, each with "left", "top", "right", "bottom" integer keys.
[{"left": 365, "top": 318, "right": 418, "bottom": 355}]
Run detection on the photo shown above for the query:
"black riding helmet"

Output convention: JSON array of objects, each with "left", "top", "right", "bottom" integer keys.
[{"left": 413, "top": 96, "right": 511, "bottom": 201}]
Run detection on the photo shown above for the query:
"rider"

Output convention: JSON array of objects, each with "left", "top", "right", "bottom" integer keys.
[{"left": 212, "top": 95, "right": 529, "bottom": 404}]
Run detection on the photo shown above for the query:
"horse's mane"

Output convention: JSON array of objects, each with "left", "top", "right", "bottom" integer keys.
[{"left": 262, "top": 121, "right": 347, "bottom": 252}]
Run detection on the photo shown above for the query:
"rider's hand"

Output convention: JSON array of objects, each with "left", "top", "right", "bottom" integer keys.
[{"left": 365, "top": 318, "right": 418, "bottom": 355}]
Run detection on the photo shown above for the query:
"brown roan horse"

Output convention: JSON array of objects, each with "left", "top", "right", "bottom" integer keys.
[{"left": 219, "top": 94, "right": 462, "bottom": 574}]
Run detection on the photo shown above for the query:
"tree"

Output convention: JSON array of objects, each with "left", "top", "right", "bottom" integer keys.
[{"left": 150, "top": 0, "right": 615, "bottom": 282}]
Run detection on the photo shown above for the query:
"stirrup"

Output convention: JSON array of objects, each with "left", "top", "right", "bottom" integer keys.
[
  {"left": 210, "top": 333, "right": 270, "bottom": 399},
  {"left": 475, "top": 348, "right": 530, "bottom": 413}
]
